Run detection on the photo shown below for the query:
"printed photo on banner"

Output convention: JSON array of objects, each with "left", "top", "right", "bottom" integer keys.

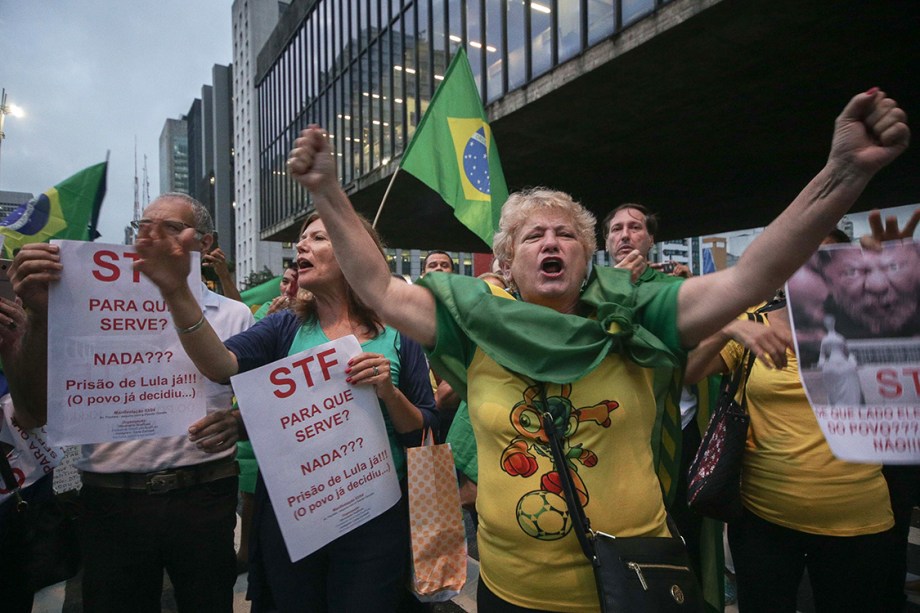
[
  {"left": 46, "top": 240, "right": 207, "bottom": 445},
  {"left": 231, "top": 335, "right": 400, "bottom": 562},
  {"left": 786, "top": 239, "right": 920, "bottom": 463}
]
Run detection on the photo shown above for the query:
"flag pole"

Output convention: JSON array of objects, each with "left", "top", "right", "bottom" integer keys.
[{"left": 372, "top": 167, "right": 400, "bottom": 229}]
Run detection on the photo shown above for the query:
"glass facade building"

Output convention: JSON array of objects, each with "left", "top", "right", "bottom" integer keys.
[{"left": 257, "top": 0, "right": 666, "bottom": 249}]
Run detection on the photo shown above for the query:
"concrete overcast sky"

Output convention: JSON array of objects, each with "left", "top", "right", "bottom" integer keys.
[{"left": 1, "top": 1, "right": 232, "bottom": 244}]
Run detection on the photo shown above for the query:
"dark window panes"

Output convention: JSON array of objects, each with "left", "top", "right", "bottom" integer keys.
[
  {"left": 530, "top": 0, "right": 552, "bottom": 77},
  {"left": 369, "top": 0, "right": 379, "bottom": 31},
  {"left": 307, "top": 18, "right": 316, "bottom": 100},
  {"left": 381, "top": 29, "right": 394, "bottom": 164},
  {"left": 330, "top": 0, "right": 346, "bottom": 76},
  {"left": 360, "top": 54, "right": 371, "bottom": 173},
  {"left": 368, "top": 39, "right": 382, "bottom": 169},
  {"left": 334, "top": 78, "right": 346, "bottom": 182},
  {"left": 350, "top": 68, "right": 363, "bottom": 175},
  {"left": 350, "top": 0, "right": 361, "bottom": 49},
  {"left": 448, "top": 0, "right": 462, "bottom": 48},
  {"left": 507, "top": 0, "right": 526, "bottom": 90},
  {"left": 432, "top": 0, "right": 447, "bottom": 65},
  {"left": 340, "top": 71, "right": 354, "bottom": 183},
  {"left": 557, "top": 0, "right": 581, "bottom": 62},
  {"left": 485, "top": 0, "right": 503, "bottom": 102},
  {"left": 391, "top": 13, "right": 406, "bottom": 151},
  {"left": 402, "top": 2, "right": 419, "bottom": 138},
  {"left": 466, "top": 1, "right": 483, "bottom": 93},
  {"left": 417, "top": 0, "right": 432, "bottom": 96},
  {"left": 587, "top": 0, "right": 613, "bottom": 44},
  {"left": 623, "top": 0, "right": 655, "bottom": 26}
]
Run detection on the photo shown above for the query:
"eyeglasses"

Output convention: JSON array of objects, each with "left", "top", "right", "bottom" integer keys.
[{"left": 131, "top": 219, "right": 203, "bottom": 238}]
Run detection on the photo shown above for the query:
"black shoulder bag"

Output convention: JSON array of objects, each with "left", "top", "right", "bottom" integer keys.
[
  {"left": 686, "top": 311, "right": 763, "bottom": 522},
  {"left": 541, "top": 391, "right": 703, "bottom": 612}
]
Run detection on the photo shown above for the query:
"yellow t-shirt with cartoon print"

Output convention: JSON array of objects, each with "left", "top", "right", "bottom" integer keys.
[{"left": 427, "top": 280, "right": 682, "bottom": 612}]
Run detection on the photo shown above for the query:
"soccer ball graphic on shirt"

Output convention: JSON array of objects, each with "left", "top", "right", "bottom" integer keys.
[{"left": 516, "top": 490, "right": 571, "bottom": 540}]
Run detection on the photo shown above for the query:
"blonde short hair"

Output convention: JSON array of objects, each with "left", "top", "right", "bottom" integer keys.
[{"left": 492, "top": 188, "right": 597, "bottom": 272}]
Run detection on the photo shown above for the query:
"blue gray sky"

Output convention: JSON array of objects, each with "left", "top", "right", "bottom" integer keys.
[{"left": 0, "top": 1, "right": 232, "bottom": 243}]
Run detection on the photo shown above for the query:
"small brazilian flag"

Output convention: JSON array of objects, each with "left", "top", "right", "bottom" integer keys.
[
  {"left": 400, "top": 48, "right": 508, "bottom": 247},
  {"left": 1, "top": 161, "right": 108, "bottom": 258}
]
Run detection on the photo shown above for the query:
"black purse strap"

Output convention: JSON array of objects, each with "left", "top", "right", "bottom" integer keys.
[
  {"left": 724, "top": 350, "right": 756, "bottom": 405},
  {"left": 0, "top": 444, "right": 28, "bottom": 511},
  {"left": 723, "top": 311, "right": 765, "bottom": 407},
  {"left": 541, "top": 390, "right": 599, "bottom": 565}
]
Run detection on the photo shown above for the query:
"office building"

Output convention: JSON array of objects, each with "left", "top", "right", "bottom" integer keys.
[
  {"left": 158, "top": 118, "right": 189, "bottom": 195},
  {"left": 251, "top": 0, "right": 918, "bottom": 254},
  {"left": 233, "top": 0, "right": 292, "bottom": 283}
]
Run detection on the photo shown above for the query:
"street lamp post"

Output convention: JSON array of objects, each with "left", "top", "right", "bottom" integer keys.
[{"left": 0, "top": 88, "right": 26, "bottom": 189}]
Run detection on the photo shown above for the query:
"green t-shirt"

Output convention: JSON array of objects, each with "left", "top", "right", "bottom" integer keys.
[{"left": 288, "top": 322, "right": 408, "bottom": 477}]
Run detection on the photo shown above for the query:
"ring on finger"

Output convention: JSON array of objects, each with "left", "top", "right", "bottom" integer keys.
[
  {"left": 6, "top": 320, "right": 16, "bottom": 330},
  {"left": 373, "top": 365, "right": 379, "bottom": 376}
]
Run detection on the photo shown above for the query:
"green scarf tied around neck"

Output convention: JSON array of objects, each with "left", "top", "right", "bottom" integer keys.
[{"left": 418, "top": 265, "right": 683, "bottom": 392}]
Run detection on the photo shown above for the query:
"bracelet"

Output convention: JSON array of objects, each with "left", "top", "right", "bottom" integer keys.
[{"left": 175, "top": 312, "right": 206, "bottom": 335}]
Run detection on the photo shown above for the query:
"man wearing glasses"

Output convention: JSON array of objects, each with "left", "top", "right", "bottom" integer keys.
[
  {"left": 10, "top": 193, "right": 254, "bottom": 612},
  {"left": 131, "top": 212, "right": 242, "bottom": 303}
]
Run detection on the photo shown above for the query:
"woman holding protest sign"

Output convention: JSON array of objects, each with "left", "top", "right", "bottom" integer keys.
[
  {"left": 683, "top": 270, "right": 893, "bottom": 611},
  {"left": 281, "top": 88, "right": 908, "bottom": 612},
  {"left": 134, "top": 213, "right": 436, "bottom": 612}
]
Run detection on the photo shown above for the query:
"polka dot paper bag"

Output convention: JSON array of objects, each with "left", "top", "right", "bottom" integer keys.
[{"left": 407, "top": 431, "right": 467, "bottom": 602}]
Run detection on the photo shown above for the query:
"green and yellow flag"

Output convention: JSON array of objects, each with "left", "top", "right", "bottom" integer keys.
[
  {"left": 1, "top": 161, "right": 107, "bottom": 257},
  {"left": 400, "top": 48, "right": 508, "bottom": 247}
]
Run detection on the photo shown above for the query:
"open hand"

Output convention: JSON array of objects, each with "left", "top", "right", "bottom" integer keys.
[
  {"left": 202, "top": 247, "right": 230, "bottom": 274},
  {"left": 133, "top": 222, "right": 197, "bottom": 296},
  {"left": 8, "top": 243, "right": 62, "bottom": 314},
  {"left": 859, "top": 208, "right": 920, "bottom": 250},
  {"left": 726, "top": 318, "right": 793, "bottom": 370},
  {"left": 188, "top": 409, "right": 239, "bottom": 453},
  {"left": 346, "top": 352, "right": 395, "bottom": 401}
]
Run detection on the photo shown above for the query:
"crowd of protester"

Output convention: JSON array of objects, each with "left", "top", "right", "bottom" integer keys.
[{"left": 1, "top": 88, "right": 917, "bottom": 613}]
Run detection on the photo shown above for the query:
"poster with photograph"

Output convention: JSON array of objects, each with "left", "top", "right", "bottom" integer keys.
[{"left": 786, "top": 239, "right": 920, "bottom": 463}]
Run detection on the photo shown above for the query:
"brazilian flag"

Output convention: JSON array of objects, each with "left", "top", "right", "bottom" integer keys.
[
  {"left": 400, "top": 48, "right": 508, "bottom": 247},
  {"left": 1, "top": 161, "right": 107, "bottom": 258}
]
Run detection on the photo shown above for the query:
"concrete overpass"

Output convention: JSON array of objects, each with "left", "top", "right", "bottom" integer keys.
[{"left": 318, "top": 0, "right": 920, "bottom": 251}]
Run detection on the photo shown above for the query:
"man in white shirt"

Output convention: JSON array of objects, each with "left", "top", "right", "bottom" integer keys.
[{"left": 10, "top": 193, "right": 254, "bottom": 612}]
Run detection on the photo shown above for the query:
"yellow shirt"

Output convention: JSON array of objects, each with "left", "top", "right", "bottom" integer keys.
[
  {"left": 721, "top": 317, "right": 893, "bottom": 536},
  {"left": 426, "top": 274, "right": 683, "bottom": 611},
  {"left": 468, "top": 350, "right": 669, "bottom": 611}
]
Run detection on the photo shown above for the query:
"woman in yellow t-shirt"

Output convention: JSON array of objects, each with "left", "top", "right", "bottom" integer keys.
[
  {"left": 284, "top": 90, "right": 908, "bottom": 611},
  {"left": 686, "top": 300, "right": 893, "bottom": 612}
]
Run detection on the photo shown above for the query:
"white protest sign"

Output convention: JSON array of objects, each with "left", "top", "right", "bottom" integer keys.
[
  {"left": 47, "top": 240, "right": 206, "bottom": 445},
  {"left": 787, "top": 240, "right": 920, "bottom": 463},
  {"left": 231, "top": 335, "right": 400, "bottom": 562},
  {"left": 0, "top": 395, "right": 65, "bottom": 505}
]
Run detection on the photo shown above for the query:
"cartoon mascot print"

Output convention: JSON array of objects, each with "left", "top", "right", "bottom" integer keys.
[{"left": 501, "top": 383, "right": 618, "bottom": 540}]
